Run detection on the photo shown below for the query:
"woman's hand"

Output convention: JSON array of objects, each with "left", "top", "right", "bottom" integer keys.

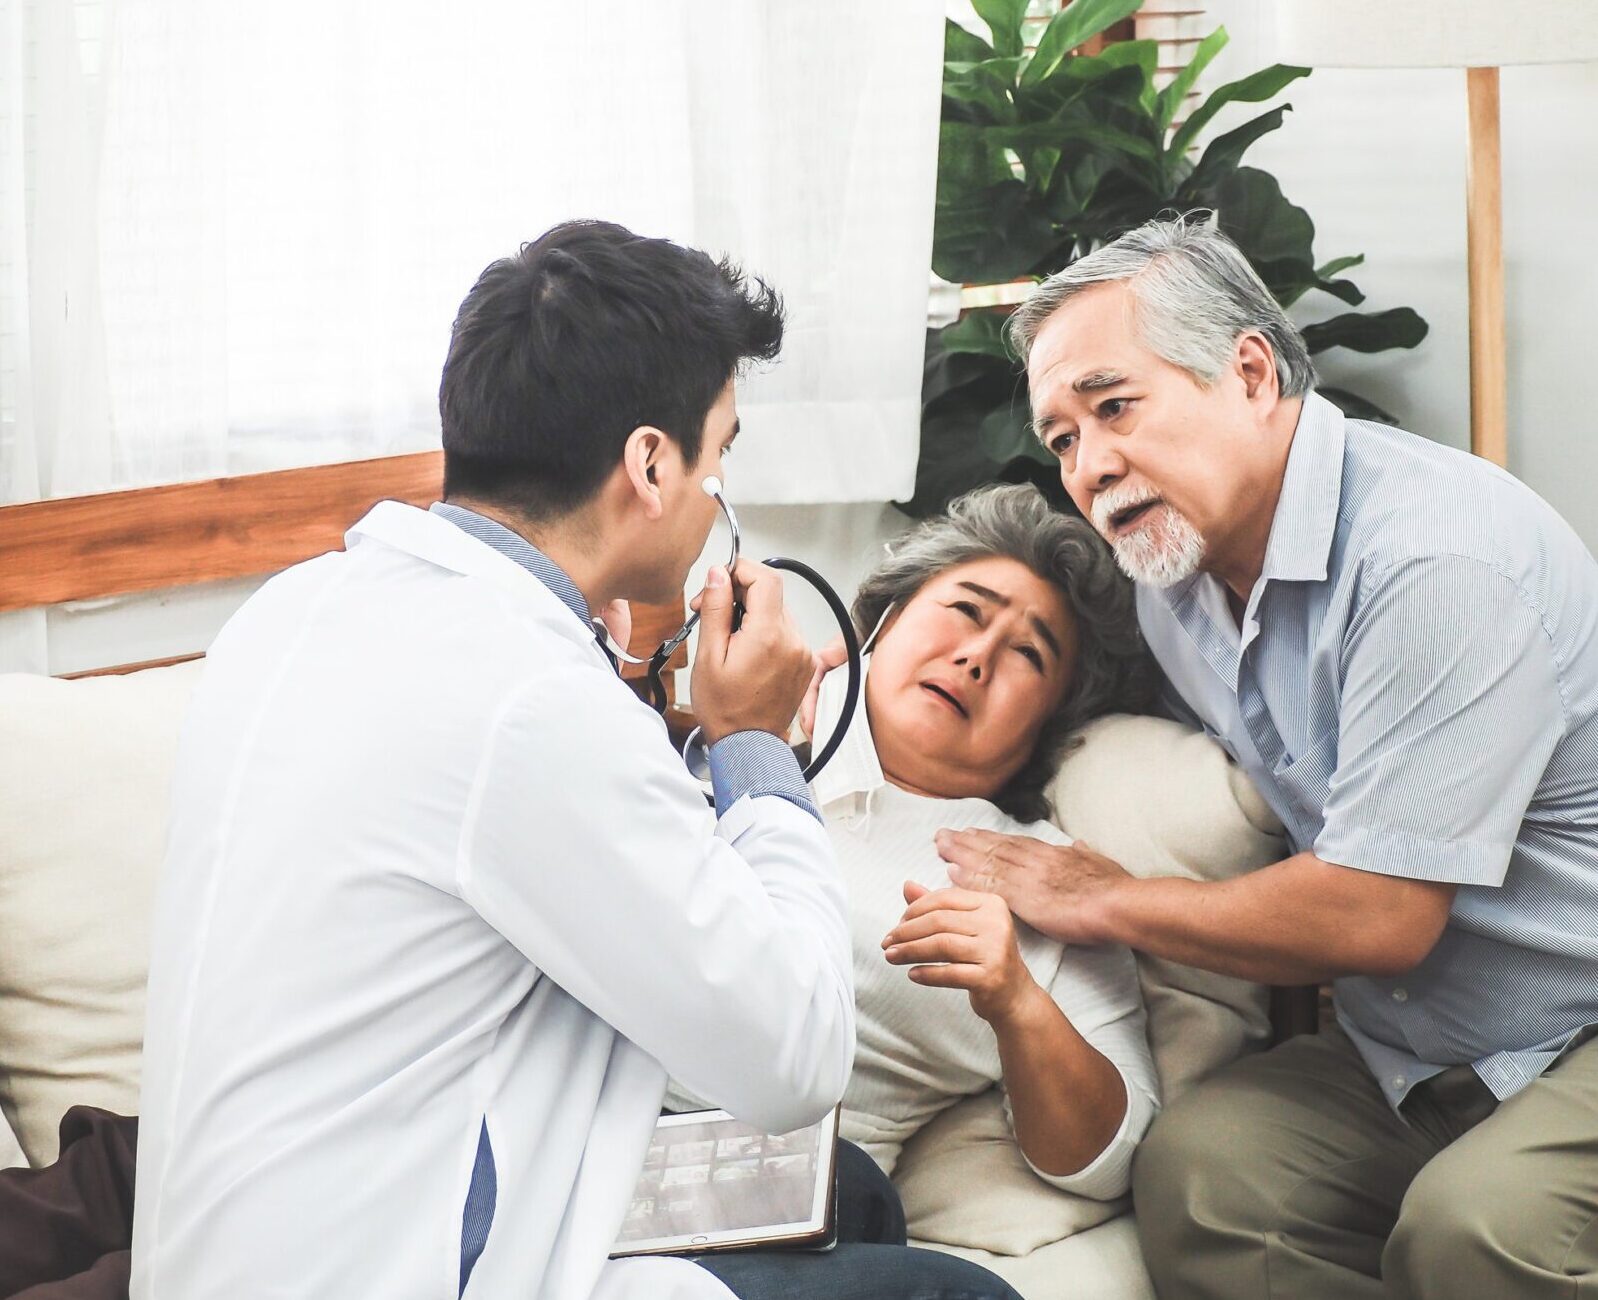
[
  {"left": 799, "top": 635, "right": 847, "bottom": 741},
  {"left": 935, "top": 828, "right": 1133, "bottom": 947},
  {"left": 882, "top": 881, "right": 1042, "bottom": 1026}
]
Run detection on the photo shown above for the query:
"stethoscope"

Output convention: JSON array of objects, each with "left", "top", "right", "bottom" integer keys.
[{"left": 596, "top": 476, "right": 862, "bottom": 801}]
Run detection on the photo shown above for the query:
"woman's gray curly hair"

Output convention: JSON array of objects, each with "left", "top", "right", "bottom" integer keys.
[{"left": 854, "top": 483, "right": 1154, "bottom": 823}]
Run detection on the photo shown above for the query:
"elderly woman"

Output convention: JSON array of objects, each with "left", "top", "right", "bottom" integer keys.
[
  {"left": 687, "top": 484, "right": 1157, "bottom": 1300},
  {"left": 808, "top": 482, "right": 1159, "bottom": 1193},
  {"left": 690, "top": 482, "right": 1163, "bottom": 1300}
]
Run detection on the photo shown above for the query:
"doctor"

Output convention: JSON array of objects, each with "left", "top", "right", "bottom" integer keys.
[{"left": 131, "top": 222, "right": 856, "bottom": 1299}]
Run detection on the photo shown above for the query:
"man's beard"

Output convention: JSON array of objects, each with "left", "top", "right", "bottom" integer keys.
[{"left": 1091, "top": 484, "right": 1206, "bottom": 588}]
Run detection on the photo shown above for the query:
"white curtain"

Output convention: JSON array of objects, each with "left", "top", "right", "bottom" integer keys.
[
  {"left": 0, "top": 0, "right": 941, "bottom": 671},
  {"left": 2, "top": 0, "right": 941, "bottom": 501}
]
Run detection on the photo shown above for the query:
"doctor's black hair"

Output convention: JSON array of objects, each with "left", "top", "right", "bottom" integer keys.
[{"left": 440, "top": 220, "right": 784, "bottom": 519}]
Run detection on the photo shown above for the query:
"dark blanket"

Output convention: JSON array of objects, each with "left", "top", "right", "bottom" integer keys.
[{"left": 0, "top": 1108, "right": 137, "bottom": 1300}]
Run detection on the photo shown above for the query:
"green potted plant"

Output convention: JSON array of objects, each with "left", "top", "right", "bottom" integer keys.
[{"left": 909, "top": 0, "right": 1429, "bottom": 517}]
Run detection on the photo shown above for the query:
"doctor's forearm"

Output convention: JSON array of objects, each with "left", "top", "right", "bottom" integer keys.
[{"left": 1094, "top": 853, "right": 1453, "bottom": 985}]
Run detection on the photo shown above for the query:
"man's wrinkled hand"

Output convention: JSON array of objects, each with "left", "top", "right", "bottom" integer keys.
[{"left": 934, "top": 828, "right": 1132, "bottom": 947}]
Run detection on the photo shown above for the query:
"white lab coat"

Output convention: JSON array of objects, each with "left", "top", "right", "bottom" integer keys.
[{"left": 131, "top": 502, "right": 855, "bottom": 1300}]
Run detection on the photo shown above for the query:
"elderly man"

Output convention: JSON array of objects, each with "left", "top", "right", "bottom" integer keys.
[{"left": 934, "top": 216, "right": 1598, "bottom": 1298}]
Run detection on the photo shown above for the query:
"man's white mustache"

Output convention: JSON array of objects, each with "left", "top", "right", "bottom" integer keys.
[{"left": 1090, "top": 484, "right": 1159, "bottom": 533}]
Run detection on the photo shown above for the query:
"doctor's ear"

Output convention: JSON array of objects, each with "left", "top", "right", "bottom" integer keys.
[{"left": 621, "top": 426, "right": 670, "bottom": 518}]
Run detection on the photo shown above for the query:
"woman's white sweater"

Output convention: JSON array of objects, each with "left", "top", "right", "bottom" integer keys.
[{"left": 810, "top": 669, "right": 1159, "bottom": 1202}]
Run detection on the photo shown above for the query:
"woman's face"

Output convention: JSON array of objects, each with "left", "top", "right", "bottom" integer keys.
[{"left": 866, "top": 555, "right": 1077, "bottom": 803}]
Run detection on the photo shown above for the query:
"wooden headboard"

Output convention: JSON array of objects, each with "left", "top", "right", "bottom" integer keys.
[{"left": 0, "top": 451, "right": 687, "bottom": 690}]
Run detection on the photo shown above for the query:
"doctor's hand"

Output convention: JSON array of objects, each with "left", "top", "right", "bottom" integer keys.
[
  {"left": 936, "top": 829, "right": 1133, "bottom": 948},
  {"left": 882, "top": 881, "right": 1041, "bottom": 1026},
  {"left": 691, "top": 560, "right": 814, "bottom": 746}
]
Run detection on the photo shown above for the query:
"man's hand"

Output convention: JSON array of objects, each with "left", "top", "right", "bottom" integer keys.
[
  {"left": 881, "top": 881, "right": 1043, "bottom": 1026},
  {"left": 936, "top": 829, "right": 1133, "bottom": 947},
  {"left": 799, "top": 635, "right": 848, "bottom": 741},
  {"left": 690, "top": 559, "right": 815, "bottom": 745}
]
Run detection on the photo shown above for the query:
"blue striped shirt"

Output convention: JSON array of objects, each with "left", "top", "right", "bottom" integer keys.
[
  {"left": 430, "top": 502, "right": 817, "bottom": 821},
  {"left": 1139, "top": 393, "right": 1598, "bottom": 1111}
]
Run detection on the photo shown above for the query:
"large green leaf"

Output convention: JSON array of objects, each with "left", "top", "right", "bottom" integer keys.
[
  {"left": 971, "top": 0, "right": 1029, "bottom": 59},
  {"left": 944, "top": 16, "right": 996, "bottom": 64},
  {"left": 1156, "top": 27, "right": 1228, "bottom": 131},
  {"left": 1301, "top": 308, "right": 1430, "bottom": 354},
  {"left": 1210, "top": 167, "right": 1315, "bottom": 269},
  {"left": 1170, "top": 64, "right": 1309, "bottom": 156},
  {"left": 934, "top": 180, "right": 1057, "bottom": 283},
  {"left": 939, "top": 308, "right": 1017, "bottom": 361},
  {"left": 936, "top": 119, "right": 1016, "bottom": 193},
  {"left": 910, "top": 331, "right": 1040, "bottom": 516},
  {"left": 943, "top": 57, "right": 1024, "bottom": 123},
  {"left": 1316, "top": 254, "right": 1364, "bottom": 281},
  {"left": 1090, "top": 38, "right": 1160, "bottom": 113},
  {"left": 1317, "top": 386, "right": 1398, "bottom": 425},
  {"left": 1021, "top": 0, "right": 1143, "bottom": 88},
  {"left": 943, "top": 117, "right": 1160, "bottom": 164},
  {"left": 1017, "top": 54, "right": 1148, "bottom": 123},
  {"left": 1182, "top": 105, "right": 1290, "bottom": 197}
]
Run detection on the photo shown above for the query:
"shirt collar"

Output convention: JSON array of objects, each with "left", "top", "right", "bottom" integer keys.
[
  {"left": 429, "top": 501, "right": 593, "bottom": 631},
  {"left": 1257, "top": 391, "right": 1346, "bottom": 585}
]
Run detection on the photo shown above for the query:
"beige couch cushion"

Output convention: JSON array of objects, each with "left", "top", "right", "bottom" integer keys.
[
  {"left": 1049, "top": 714, "right": 1285, "bottom": 1101},
  {"left": 0, "top": 1106, "right": 23, "bottom": 1170},
  {"left": 0, "top": 661, "right": 203, "bottom": 1166},
  {"left": 916, "top": 1214, "right": 1155, "bottom": 1300},
  {"left": 894, "top": 1090, "right": 1125, "bottom": 1256},
  {"left": 895, "top": 714, "right": 1284, "bottom": 1263}
]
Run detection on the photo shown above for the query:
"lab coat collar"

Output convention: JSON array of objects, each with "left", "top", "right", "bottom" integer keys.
[
  {"left": 429, "top": 501, "right": 593, "bottom": 630},
  {"left": 809, "top": 655, "right": 888, "bottom": 817},
  {"left": 345, "top": 501, "right": 601, "bottom": 655}
]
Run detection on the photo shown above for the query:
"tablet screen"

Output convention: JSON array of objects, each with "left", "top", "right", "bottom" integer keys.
[{"left": 612, "top": 1108, "right": 838, "bottom": 1256}]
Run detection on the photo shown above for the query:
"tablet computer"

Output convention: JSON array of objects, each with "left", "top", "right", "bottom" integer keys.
[{"left": 610, "top": 1106, "right": 839, "bottom": 1257}]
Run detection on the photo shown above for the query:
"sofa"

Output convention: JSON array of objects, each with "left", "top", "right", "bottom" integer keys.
[{"left": 0, "top": 661, "right": 1286, "bottom": 1298}]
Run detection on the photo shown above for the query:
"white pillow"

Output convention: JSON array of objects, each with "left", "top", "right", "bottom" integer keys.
[
  {"left": 0, "top": 661, "right": 203, "bottom": 1166},
  {"left": 893, "top": 1090, "right": 1125, "bottom": 1256},
  {"left": 1048, "top": 714, "right": 1285, "bottom": 1101},
  {"left": 0, "top": 1106, "right": 23, "bottom": 1170},
  {"left": 894, "top": 714, "right": 1284, "bottom": 1254}
]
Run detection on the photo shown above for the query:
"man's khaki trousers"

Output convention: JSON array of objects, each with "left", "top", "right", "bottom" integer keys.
[{"left": 1133, "top": 1023, "right": 1598, "bottom": 1298}]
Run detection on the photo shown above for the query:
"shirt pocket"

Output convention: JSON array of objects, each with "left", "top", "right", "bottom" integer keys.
[{"left": 1271, "top": 728, "right": 1339, "bottom": 821}]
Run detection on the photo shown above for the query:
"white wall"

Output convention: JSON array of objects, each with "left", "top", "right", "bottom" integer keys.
[{"left": 1206, "top": 0, "right": 1598, "bottom": 551}]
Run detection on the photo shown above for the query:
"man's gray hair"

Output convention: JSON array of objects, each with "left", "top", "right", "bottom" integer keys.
[
  {"left": 1006, "top": 214, "right": 1315, "bottom": 399},
  {"left": 854, "top": 484, "right": 1153, "bottom": 823}
]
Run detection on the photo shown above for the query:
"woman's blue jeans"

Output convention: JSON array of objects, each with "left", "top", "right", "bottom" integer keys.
[{"left": 690, "top": 1139, "right": 1023, "bottom": 1300}]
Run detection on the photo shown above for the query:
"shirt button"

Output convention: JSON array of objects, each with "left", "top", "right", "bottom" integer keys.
[
  {"left": 1392, "top": 988, "right": 1409, "bottom": 1003},
  {"left": 1392, "top": 1076, "right": 1406, "bottom": 1090}
]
